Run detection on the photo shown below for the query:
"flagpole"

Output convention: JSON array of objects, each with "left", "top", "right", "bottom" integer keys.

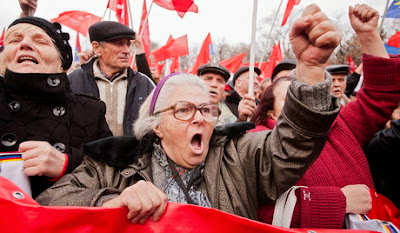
[
  {"left": 379, "top": 0, "right": 391, "bottom": 32},
  {"left": 258, "top": 0, "right": 284, "bottom": 67},
  {"left": 140, "top": 0, "right": 154, "bottom": 37},
  {"left": 248, "top": 0, "right": 258, "bottom": 102},
  {"left": 127, "top": 0, "right": 134, "bottom": 29},
  {"left": 102, "top": 1, "right": 109, "bottom": 20}
]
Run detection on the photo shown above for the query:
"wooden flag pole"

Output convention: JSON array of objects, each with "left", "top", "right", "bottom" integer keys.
[
  {"left": 248, "top": 0, "right": 259, "bottom": 100},
  {"left": 140, "top": 0, "right": 154, "bottom": 37},
  {"left": 258, "top": 0, "right": 284, "bottom": 67},
  {"left": 379, "top": 0, "right": 391, "bottom": 32}
]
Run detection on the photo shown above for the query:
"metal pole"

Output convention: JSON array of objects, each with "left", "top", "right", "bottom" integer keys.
[
  {"left": 379, "top": 0, "right": 391, "bottom": 32},
  {"left": 248, "top": 0, "right": 258, "bottom": 97}
]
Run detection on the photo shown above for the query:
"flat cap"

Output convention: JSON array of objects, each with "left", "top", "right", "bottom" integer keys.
[
  {"left": 197, "top": 63, "right": 230, "bottom": 82},
  {"left": 271, "top": 60, "right": 296, "bottom": 81},
  {"left": 326, "top": 65, "right": 350, "bottom": 75},
  {"left": 89, "top": 21, "right": 135, "bottom": 42},
  {"left": 232, "top": 66, "right": 261, "bottom": 86}
]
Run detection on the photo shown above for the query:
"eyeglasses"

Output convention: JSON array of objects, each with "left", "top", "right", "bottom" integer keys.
[{"left": 154, "top": 101, "right": 220, "bottom": 123}]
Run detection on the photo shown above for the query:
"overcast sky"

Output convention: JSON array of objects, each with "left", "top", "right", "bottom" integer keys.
[{"left": 0, "top": 0, "right": 388, "bottom": 49}]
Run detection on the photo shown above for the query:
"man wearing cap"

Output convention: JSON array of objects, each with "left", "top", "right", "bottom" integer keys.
[
  {"left": 196, "top": 64, "right": 237, "bottom": 126},
  {"left": 224, "top": 66, "right": 260, "bottom": 120},
  {"left": 326, "top": 65, "right": 351, "bottom": 106},
  {"left": 68, "top": 21, "right": 155, "bottom": 136}
]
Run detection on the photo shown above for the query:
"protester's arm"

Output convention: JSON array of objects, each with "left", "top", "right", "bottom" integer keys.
[
  {"left": 133, "top": 36, "right": 154, "bottom": 82},
  {"left": 236, "top": 94, "right": 256, "bottom": 122},
  {"left": 341, "top": 5, "right": 400, "bottom": 147},
  {"left": 19, "top": 0, "right": 37, "bottom": 17}
]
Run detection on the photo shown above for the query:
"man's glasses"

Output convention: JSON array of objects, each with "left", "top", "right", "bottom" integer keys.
[{"left": 154, "top": 101, "right": 220, "bottom": 123}]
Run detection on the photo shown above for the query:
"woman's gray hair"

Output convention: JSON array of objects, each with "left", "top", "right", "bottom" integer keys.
[{"left": 133, "top": 73, "right": 209, "bottom": 140}]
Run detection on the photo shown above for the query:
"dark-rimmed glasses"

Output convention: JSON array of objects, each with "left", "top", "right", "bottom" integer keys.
[{"left": 154, "top": 101, "right": 220, "bottom": 123}]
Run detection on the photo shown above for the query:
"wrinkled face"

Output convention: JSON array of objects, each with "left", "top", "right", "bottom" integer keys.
[
  {"left": 4, "top": 23, "right": 62, "bottom": 73},
  {"left": 200, "top": 73, "right": 226, "bottom": 104},
  {"left": 154, "top": 85, "right": 215, "bottom": 168},
  {"left": 269, "top": 80, "right": 291, "bottom": 120},
  {"left": 236, "top": 71, "right": 260, "bottom": 96},
  {"left": 331, "top": 74, "right": 347, "bottom": 98},
  {"left": 93, "top": 38, "right": 131, "bottom": 72}
]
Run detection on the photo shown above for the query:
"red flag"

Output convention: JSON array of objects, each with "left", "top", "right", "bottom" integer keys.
[
  {"left": 281, "top": 0, "right": 301, "bottom": 26},
  {"left": 219, "top": 53, "right": 246, "bottom": 73},
  {"left": 388, "top": 31, "right": 400, "bottom": 48},
  {"left": 190, "top": 33, "right": 213, "bottom": 74},
  {"left": 347, "top": 55, "right": 357, "bottom": 73},
  {"left": 262, "top": 42, "right": 282, "bottom": 78},
  {"left": 51, "top": 11, "right": 101, "bottom": 36},
  {"left": 0, "top": 28, "right": 5, "bottom": 47},
  {"left": 0, "top": 176, "right": 375, "bottom": 233},
  {"left": 153, "top": 0, "right": 198, "bottom": 18},
  {"left": 139, "top": 0, "right": 151, "bottom": 56},
  {"left": 170, "top": 57, "right": 180, "bottom": 73},
  {"left": 107, "top": 0, "right": 130, "bottom": 26},
  {"left": 152, "top": 35, "right": 188, "bottom": 62}
]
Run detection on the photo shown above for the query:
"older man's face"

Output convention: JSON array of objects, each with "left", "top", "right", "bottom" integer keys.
[
  {"left": 200, "top": 73, "right": 226, "bottom": 104},
  {"left": 93, "top": 38, "right": 131, "bottom": 72},
  {"left": 331, "top": 74, "right": 347, "bottom": 98}
]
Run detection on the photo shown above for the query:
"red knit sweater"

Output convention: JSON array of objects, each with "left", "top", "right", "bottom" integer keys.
[{"left": 256, "top": 54, "right": 400, "bottom": 229}]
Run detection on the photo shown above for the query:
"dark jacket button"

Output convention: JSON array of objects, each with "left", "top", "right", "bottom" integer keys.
[
  {"left": 53, "top": 106, "right": 66, "bottom": 116},
  {"left": 8, "top": 101, "right": 21, "bottom": 112},
  {"left": 1, "top": 133, "right": 17, "bottom": 147},
  {"left": 47, "top": 76, "right": 61, "bottom": 87},
  {"left": 53, "top": 143, "right": 66, "bottom": 152}
]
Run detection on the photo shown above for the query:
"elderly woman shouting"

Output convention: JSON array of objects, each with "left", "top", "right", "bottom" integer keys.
[
  {"left": 37, "top": 4, "right": 340, "bottom": 224},
  {"left": 0, "top": 17, "right": 112, "bottom": 197}
]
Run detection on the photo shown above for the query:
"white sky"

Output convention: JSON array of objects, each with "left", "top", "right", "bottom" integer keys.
[{"left": 0, "top": 0, "right": 389, "bottom": 50}]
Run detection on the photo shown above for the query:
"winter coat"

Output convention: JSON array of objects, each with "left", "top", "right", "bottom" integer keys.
[
  {"left": 68, "top": 57, "right": 155, "bottom": 136},
  {"left": 0, "top": 70, "right": 112, "bottom": 197}
]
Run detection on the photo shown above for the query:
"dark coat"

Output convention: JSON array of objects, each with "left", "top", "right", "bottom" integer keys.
[
  {"left": 0, "top": 70, "right": 112, "bottom": 197},
  {"left": 224, "top": 91, "right": 241, "bottom": 118},
  {"left": 68, "top": 58, "right": 155, "bottom": 136}
]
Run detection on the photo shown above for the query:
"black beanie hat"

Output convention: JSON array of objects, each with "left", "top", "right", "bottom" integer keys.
[{"left": 8, "top": 16, "right": 73, "bottom": 71}]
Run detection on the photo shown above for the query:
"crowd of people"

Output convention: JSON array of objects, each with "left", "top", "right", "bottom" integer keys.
[{"left": 0, "top": 0, "right": 399, "bottom": 231}]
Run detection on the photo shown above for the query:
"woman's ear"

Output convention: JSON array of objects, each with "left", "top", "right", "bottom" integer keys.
[
  {"left": 152, "top": 124, "right": 163, "bottom": 139},
  {"left": 267, "top": 110, "right": 278, "bottom": 121}
]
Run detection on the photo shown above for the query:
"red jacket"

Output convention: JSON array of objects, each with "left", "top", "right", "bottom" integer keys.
[{"left": 256, "top": 54, "right": 400, "bottom": 228}]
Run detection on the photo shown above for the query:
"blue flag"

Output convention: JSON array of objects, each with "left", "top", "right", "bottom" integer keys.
[{"left": 386, "top": 0, "right": 400, "bottom": 18}]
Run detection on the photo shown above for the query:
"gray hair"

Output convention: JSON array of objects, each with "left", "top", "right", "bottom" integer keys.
[{"left": 133, "top": 73, "right": 209, "bottom": 140}]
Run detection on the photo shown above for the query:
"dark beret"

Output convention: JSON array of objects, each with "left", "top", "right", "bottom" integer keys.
[
  {"left": 197, "top": 63, "right": 230, "bottom": 82},
  {"left": 326, "top": 65, "right": 350, "bottom": 75},
  {"left": 232, "top": 66, "right": 261, "bottom": 87},
  {"left": 271, "top": 60, "right": 296, "bottom": 82},
  {"left": 89, "top": 21, "right": 135, "bottom": 42}
]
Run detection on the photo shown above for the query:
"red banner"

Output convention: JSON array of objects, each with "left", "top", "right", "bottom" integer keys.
[{"left": 0, "top": 177, "right": 376, "bottom": 233}]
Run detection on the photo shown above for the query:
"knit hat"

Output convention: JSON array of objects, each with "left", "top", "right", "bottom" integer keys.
[{"left": 8, "top": 16, "right": 73, "bottom": 70}]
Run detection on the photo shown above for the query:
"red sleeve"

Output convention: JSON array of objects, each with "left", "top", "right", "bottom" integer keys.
[
  {"left": 291, "top": 186, "right": 346, "bottom": 228},
  {"left": 338, "top": 54, "right": 400, "bottom": 148}
]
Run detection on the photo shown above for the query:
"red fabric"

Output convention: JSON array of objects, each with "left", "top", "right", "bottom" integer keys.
[
  {"left": 153, "top": 0, "right": 198, "bottom": 18},
  {"left": 219, "top": 53, "right": 246, "bottom": 73},
  {"left": 107, "top": 0, "right": 130, "bottom": 26},
  {"left": 262, "top": 42, "right": 282, "bottom": 78},
  {"left": 139, "top": 0, "right": 151, "bottom": 57},
  {"left": 388, "top": 31, "right": 400, "bottom": 48},
  {"left": 0, "top": 177, "right": 375, "bottom": 233},
  {"left": 281, "top": 0, "right": 301, "bottom": 26},
  {"left": 258, "top": 54, "right": 400, "bottom": 228},
  {"left": 347, "top": 55, "right": 357, "bottom": 73},
  {"left": 51, "top": 11, "right": 101, "bottom": 36},
  {"left": 249, "top": 118, "right": 276, "bottom": 132},
  {"left": 0, "top": 27, "right": 5, "bottom": 47},
  {"left": 368, "top": 189, "right": 400, "bottom": 227},
  {"left": 152, "top": 35, "right": 188, "bottom": 62},
  {"left": 170, "top": 57, "right": 180, "bottom": 73},
  {"left": 190, "top": 33, "right": 212, "bottom": 73}
]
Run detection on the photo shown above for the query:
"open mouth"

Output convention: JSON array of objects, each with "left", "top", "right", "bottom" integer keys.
[
  {"left": 190, "top": 133, "right": 204, "bottom": 154},
  {"left": 18, "top": 56, "right": 38, "bottom": 64},
  {"left": 209, "top": 90, "right": 218, "bottom": 95}
]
